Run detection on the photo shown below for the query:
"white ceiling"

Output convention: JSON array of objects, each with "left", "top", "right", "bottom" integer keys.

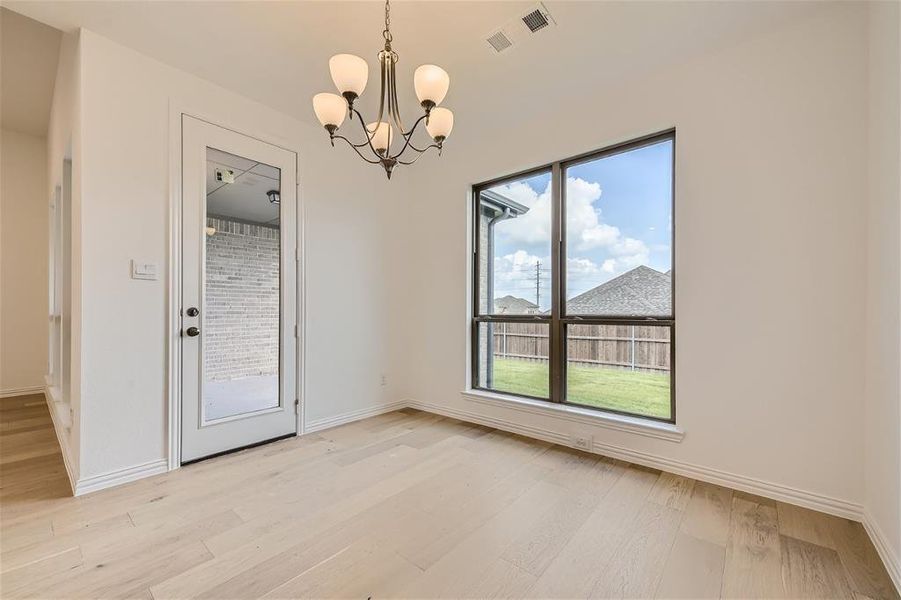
[
  {"left": 5, "top": 1, "right": 826, "bottom": 138},
  {"left": 1, "top": 7, "right": 62, "bottom": 135}
]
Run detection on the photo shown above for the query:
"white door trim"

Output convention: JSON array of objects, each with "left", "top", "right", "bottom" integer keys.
[{"left": 166, "top": 100, "right": 306, "bottom": 471}]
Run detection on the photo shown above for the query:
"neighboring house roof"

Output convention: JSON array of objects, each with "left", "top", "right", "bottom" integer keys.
[
  {"left": 480, "top": 189, "right": 530, "bottom": 218},
  {"left": 567, "top": 265, "right": 671, "bottom": 316},
  {"left": 494, "top": 295, "right": 539, "bottom": 314}
]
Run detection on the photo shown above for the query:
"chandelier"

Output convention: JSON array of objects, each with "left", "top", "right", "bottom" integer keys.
[{"left": 312, "top": 0, "right": 454, "bottom": 179}]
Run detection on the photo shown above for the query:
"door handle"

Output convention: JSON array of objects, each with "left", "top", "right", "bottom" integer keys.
[
  {"left": 186, "top": 307, "right": 199, "bottom": 317},
  {"left": 185, "top": 326, "right": 201, "bottom": 337}
]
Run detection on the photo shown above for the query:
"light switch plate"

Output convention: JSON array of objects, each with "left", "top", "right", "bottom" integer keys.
[{"left": 131, "top": 260, "right": 158, "bottom": 280}]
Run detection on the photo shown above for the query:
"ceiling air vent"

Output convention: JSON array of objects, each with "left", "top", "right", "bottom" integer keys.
[
  {"left": 487, "top": 31, "right": 514, "bottom": 53},
  {"left": 485, "top": 3, "right": 556, "bottom": 54},
  {"left": 521, "top": 8, "right": 550, "bottom": 33}
]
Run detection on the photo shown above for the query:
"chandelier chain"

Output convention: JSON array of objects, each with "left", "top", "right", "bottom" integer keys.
[{"left": 383, "top": 0, "right": 392, "bottom": 44}]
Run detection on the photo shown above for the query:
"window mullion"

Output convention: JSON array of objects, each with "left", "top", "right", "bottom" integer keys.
[{"left": 549, "top": 162, "right": 565, "bottom": 404}]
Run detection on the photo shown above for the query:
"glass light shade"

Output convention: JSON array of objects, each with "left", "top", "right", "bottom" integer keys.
[
  {"left": 329, "top": 54, "right": 368, "bottom": 96},
  {"left": 367, "top": 121, "right": 393, "bottom": 152},
  {"left": 426, "top": 107, "right": 454, "bottom": 140},
  {"left": 312, "top": 93, "right": 347, "bottom": 128},
  {"left": 414, "top": 64, "right": 450, "bottom": 105}
]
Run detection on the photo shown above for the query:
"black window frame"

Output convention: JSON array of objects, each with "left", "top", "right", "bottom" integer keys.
[{"left": 471, "top": 129, "right": 676, "bottom": 423}]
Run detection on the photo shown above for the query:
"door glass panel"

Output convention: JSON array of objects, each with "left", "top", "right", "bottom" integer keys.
[{"left": 203, "top": 147, "right": 281, "bottom": 422}]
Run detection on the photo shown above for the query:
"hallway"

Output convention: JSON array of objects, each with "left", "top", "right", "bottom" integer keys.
[{"left": 0, "top": 394, "right": 70, "bottom": 506}]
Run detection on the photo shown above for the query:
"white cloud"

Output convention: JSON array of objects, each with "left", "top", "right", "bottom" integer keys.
[
  {"left": 603, "top": 254, "right": 646, "bottom": 273},
  {"left": 565, "top": 256, "right": 606, "bottom": 297},
  {"left": 490, "top": 182, "right": 551, "bottom": 246},
  {"left": 581, "top": 223, "right": 622, "bottom": 248},
  {"left": 567, "top": 256, "right": 603, "bottom": 277},
  {"left": 493, "top": 250, "right": 550, "bottom": 308},
  {"left": 488, "top": 177, "right": 656, "bottom": 302},
  {"left": 495, "top": 250, "right": 542, "bottom": 277},
  {"left": 493, "top": 250, "right": 546, "bottom": 289},
  {"left": 492, "top": 177, "right": 649, "bottom": 263}
]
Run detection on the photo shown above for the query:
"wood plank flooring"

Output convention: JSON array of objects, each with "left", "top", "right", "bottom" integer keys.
[{"left": 1, "top": 393, "right": 897, "bottom": 599}]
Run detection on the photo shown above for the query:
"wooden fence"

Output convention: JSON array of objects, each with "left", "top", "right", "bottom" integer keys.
[{"left": 489, "top": 322, "right": 671, "bottom": 374}]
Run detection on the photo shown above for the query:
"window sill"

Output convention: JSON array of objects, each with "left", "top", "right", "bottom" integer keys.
[{"left": 460, "top": 389, "right": 684, "bottom": 443}]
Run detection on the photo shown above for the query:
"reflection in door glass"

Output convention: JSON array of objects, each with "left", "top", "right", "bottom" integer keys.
[{"left": 203, "top": 147, "right": 281, "bottom": 422}]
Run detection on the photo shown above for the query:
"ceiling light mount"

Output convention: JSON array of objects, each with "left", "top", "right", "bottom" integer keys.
[{"left": 312, "top": 0, "right": 454, "bottom": 179}]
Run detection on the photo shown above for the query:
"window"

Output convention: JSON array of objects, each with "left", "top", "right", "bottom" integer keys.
[{"left": 472, "top": 130, "right": 675, "bottom": 422}]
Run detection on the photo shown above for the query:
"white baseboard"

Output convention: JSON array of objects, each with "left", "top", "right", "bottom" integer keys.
[
  {"left": 71, "top": 401, "right": 405, "bottom": 494},
  {"left": 405, "top": 398, "right": 863, "bottom": 521},
  {"left": 588, "top": 438, "right": 863, "bottom": 520},
  {"left": 74, "top": 459, "right": 169, "bottom": 496},
  {"left": 1, "top": 385, "right": 45, "bottom": 398},
  {"left": 305, "top": 400, "right": 409, "bottom": 434},
  {"left": 42, "top": 388, "right": 77, "bottom": 495},
  {"left": 863, "top": 512, "right": 901, "bottom": 594},
  {"left": 408, "top": 398, "right": 571, "bottom": 445}
]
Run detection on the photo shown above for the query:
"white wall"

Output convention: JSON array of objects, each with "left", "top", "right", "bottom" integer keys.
[
  {"left": 400, "top": 4, "right": 870, "bottom": 512},
  {"left": 45, "top": 30, "right": 81, "bottom": 482},
  {"left": 0, "top": 129, "right": 48, "bottom": 394},
  {"left": 59, "top": 29, "right": 409, "bottom": 481},
  {"left": 865, "top": 0, "right": 901, "bottom": 584}
]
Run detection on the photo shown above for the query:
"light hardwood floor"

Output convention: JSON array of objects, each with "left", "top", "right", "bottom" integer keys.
[{"left": 1, "top": 393, "right": 897, "bottom": 599}]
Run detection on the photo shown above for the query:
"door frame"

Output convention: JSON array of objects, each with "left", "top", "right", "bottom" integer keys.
[{"left": 166, "top": 101, "right": 306, "bottom": 471}]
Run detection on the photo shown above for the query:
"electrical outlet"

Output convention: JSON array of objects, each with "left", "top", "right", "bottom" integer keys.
[
  {"left": 571, "top": 434, "right": 592, "bottom": 451},
  {"left": 380, "top": 374, "right": 388, "bottom": 387}
]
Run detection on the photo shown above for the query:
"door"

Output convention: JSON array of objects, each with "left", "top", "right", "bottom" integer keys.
[{"left": 181, "top": 115, "right": 298, "bottom": 463}]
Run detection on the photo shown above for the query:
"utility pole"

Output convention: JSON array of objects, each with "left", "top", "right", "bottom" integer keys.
[{"left": 535, "top": 261, "right": 541, "bottom": 309}]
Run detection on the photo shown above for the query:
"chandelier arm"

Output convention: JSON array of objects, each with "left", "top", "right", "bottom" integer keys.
[
  {"left": 396, "top": 143, "right": 441, "bottom": 166},
  {"left": 388, "top": 114, "right": 428, "bottom": 160},
  {"left": 406, "top": 139, "right": 438, "bottom": 153},
  {"left": 383, "top": 55, "right": 399, "bottom": 135},
  {"left": 339, "top": 116, "right": 376, "bottom": 149},
  {"left": 388, "top": 58, "right": 408, "bottom": 135},
  {"left": 351, "top": 108, "right": 389, "bottom": 159},
  {"left": 399, "top": 116, "right": 423, "bottom": 140},
  {"left": 332, "top": 134, "right": 382, "bottom": 164},
  {"left": 372, "top": 52, "right": 389, "bottom": 133}
]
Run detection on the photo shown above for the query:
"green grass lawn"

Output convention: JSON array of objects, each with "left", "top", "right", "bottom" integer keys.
[{"left": 491, "top": 357, "right": 671, "bottom": 419}]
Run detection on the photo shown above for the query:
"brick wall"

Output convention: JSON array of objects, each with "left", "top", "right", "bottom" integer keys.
[{"left": 204, "top": 216, "right": 280, "bottom": 381}]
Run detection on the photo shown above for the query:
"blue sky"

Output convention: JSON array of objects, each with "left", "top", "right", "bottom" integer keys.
[{"left": 489, "top": 140, "right": 673, "bottom": 311}]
